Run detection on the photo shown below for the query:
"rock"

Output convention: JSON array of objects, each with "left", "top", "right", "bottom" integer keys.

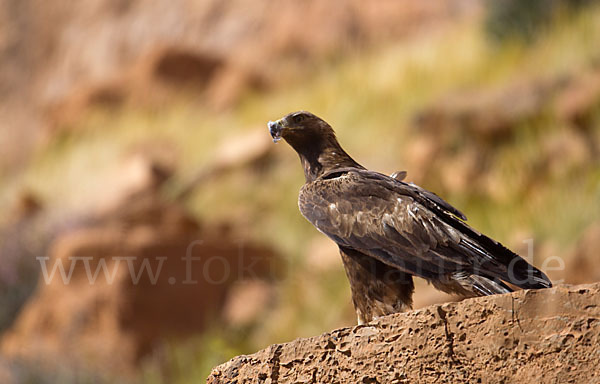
[
  {"left": 5, "top": 191, "right": 43, "bottom": 224},
  {"left": 414, "top": 77, "right": 561, "bottom": 145},
  {"left": 0, "top": 359, "right": 15, "bottom": 384},
  {"left": 223, "top": 280, "right": 274, "bottom": 327},
  {"left": 0, "top": 191, "right": 48, "bottom": 331},
  {"left": 565, "top": 223, "right": 600, "bottom": 285},
  {"left": 555, "top": 66, "right": 600, "bottom": 130},
  {"left": 93, "top": 151, "right": 175, "bottom": 215},
  {"left": 204, "top": 64, "right": 267, "bottom": 110},
  {"left": 0, "top": 186, "right": 278, "bottom": 376},
  {"left": 150, "top": 48, "right": 224, "bottom": 89},
  {"left": 402, "top": 135, "right": 438, "bottom": 185},
  {"left": 410, "top": 68, "right": 600, "bottom": 195},
  {"left": 208, "top": 283, "right": 600, "bottom": 383},
  {"left": 211, "top": 128, "right": 274, "bottom": 171},
  {"left": 540, "top": 127, "right": 591, "bottom": 179},
  {"left": 0, "top": 0, "right": 481, "bottom": 162},
  {"left": 176, "top": 127, "right": 275, "bottom": 200},
  {"left": 305, "top": 236, "right": 342, "bottom": 272}
]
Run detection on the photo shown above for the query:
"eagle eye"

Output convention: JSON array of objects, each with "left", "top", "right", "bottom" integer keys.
[{"left": 292, "top": 114, "right": 305, "bottom": 124}]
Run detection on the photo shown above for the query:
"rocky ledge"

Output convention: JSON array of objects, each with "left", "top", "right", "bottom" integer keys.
[{"left": 208, "top": 283, "right": 600, "bottom": 383}]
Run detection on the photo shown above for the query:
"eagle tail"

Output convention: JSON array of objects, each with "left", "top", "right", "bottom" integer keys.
[
  {"left": 431, "top": 195, "right": 553, "bottom": 291},
  {"left": 457, "top": 237, "right": 553, "bottom": 291}
]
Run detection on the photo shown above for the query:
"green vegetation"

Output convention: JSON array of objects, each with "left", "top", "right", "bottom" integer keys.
[{"left": 485, "top": 0, "right": 593, "bottom": 42}]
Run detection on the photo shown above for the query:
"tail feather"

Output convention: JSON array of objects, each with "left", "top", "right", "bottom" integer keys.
[
  {"left": 456, "top": 237, "right": 552, "bottom": 290},
  {"left": 432, "top": 198, "right": 553, "bottom": 291},
  {"left": 467, "top": 274, "right": 513, "bottom": 296}
]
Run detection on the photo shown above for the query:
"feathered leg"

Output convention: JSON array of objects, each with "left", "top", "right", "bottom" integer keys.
[{"left": 339, "top": 246, "right": 414, "bottom": 324}]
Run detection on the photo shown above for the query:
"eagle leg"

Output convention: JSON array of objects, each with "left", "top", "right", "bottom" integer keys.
[{"left": 339, "top": 246, "right": 414, "bottom": 324}]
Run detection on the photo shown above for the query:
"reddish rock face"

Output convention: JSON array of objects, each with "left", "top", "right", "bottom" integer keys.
[
  {"left": 0, "top": 188, "right": 278, "bottom": 375},
  {"left": 408, "top": 69, "right": 600, "bottom": 195},
  {"left": 0, "top": 0, "right": 480, "bottom": 164},
  {"left": 565, "top": 224, "right": 600, "bottom": 285}
]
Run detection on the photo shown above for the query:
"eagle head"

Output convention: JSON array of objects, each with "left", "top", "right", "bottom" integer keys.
[
  {"left": 267, "top": 111, "right": 334, "bottom": 145},
  {"left": 267, "top": 111, "right": 359, "bottom": 182}
]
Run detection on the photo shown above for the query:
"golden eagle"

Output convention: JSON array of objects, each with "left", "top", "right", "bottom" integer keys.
[{"left": 268, "top": 111, "right": 552, "bottom": 324}]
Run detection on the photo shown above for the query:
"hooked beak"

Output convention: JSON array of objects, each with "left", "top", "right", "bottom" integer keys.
[{"left": 268, "top": 120, "right": 283, "bottom": 143}]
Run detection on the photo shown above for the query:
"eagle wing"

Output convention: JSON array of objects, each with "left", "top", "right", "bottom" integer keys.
[{"left": 299, "top": 169, "right": 551, "bottom": 289}]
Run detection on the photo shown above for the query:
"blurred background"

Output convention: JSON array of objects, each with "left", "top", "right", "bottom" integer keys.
[{"left": 0, "top": 0, "right": 599, "bottom": 382}]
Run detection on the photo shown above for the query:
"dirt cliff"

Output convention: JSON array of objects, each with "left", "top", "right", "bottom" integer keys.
[{"left": 208, "top": 283, "right": 600, "bottom": 383}]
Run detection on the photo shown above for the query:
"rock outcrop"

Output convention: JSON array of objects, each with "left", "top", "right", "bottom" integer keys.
[
  {"left": 0, "top": 177, "right": 279, "bottom": 377},
  {"left": 0, "top": 0, "right": 481, "bottom": 168},
  {"left": 408, "top": 67, "right": 600, "bottom": 193},
  {"left": 208, "top": 283, "right": 600, "bottom": 383}
]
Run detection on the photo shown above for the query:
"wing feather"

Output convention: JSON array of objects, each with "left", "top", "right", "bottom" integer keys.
[{"left": 299, "top": 169, "right": 551, "bottom": 289}]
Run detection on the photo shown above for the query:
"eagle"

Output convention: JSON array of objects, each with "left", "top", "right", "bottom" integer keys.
[{"left": 268, "top": 111, "right": 552, "bottom": 324}]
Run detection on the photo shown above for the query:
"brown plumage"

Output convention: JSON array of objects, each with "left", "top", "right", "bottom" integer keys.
[{"left": 268, "top": 111, "right": 552, "bottom": 324}]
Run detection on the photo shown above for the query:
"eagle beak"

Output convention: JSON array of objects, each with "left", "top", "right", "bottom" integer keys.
[{"left": 268, "top": 120, "right": 283, "bottom": 143}]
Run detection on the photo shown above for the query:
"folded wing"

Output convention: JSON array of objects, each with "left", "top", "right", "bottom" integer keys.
[{"left": 299, "top": 169, "right": 551, "bottom": 290}]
